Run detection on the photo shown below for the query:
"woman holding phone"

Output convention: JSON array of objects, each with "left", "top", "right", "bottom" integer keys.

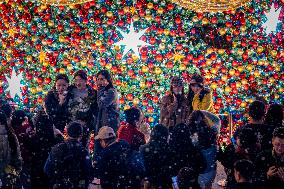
[{"left": 44, "top": 74, "right": 70, "bottom": 132}]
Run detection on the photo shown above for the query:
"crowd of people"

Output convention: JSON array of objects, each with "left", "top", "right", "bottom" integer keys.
[{"left": 0, "top": 69, "right": 283, "bottom": 189}]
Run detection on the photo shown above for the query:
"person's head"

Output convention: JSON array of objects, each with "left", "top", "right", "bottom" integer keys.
[
  {"left": 11, "top": 110, "right": 27, "bottom": 129},
  {"left": 170, "top": 76, "right": 184, "bottom": 95},
  {"left": 0, "top": 102, "right": 12, "bottom": 120},
  {"left": 66, "top": 121, "right": 83, "bottom": 140},
  {"left": 237, "top": 127, "right": 257, "bottom": 149},
  {"left": 33, "top": 111, "right": 54, "bottom": 137},
  {"left": 272, "top": 127, "right": 284, "bottom": 156},
  {"left": 74, "top": 70, "right": 88, "bottom": 90},
  {"left": 150, "top": 124, "right": 169, "bottom": 144},
  {"left": 97, "top": 70, "right": 113, "bottom": 88},
  {"left": 265, "top": 104, "right": 283, "bottom": 127},
  {"left": 177, "top": 167, "right": 199, "bottom": 189},
  {"left": 169, "top": 123, "right": 193, "bottom": 149},
  {"left": 125, "top": 107, "right": 141, "bottom": 126},
  {"left": 249, "top": 100, "right": 266, "bottom": 121},
  {"left": 189, "top": 74, "right": 204, "bottom": 94},
  {"left": 234, "top": 159, "right": 254, "bottom": 183},
  {"left": 55, "top": 74, "right": 69, "bottom": 95},
  {"left": 95, "top": 126, "right": 116, "bottom": 148}
]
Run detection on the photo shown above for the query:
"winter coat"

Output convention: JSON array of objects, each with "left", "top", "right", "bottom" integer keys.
[
  {"left": 96, "top": 85, "right": 120, "bottom": 133},
  {"left": 233, "top": 123, "right": 276, "bottom": 152},
  {"left": 44, "top": 139, "right": 92, "bottom": 189},
  {"left": 169, "top": 145, "right": 206, "bottom": 177},
  {"left": 44, "top": 90, "right": 70, "bottom": 132},
  {"left": 160, "top": 92, "right": 189, "bottom": 129},
  {"left": 95, "top": 140, "right": 141, "bottom": 189},
  {"left": 68, "top": 85, "right": 98, "bottom": 129},
  {"left": 219, "top": 143, "right": 261, "bottom": 187},
  {"left": 192, "top": 89, "right": 215, "bottom": 113},
  {"left": 0, "top": 126, "right": 22, "bottom": 189},
  {"left": 140, "top": 141, "right": 172, "bottom": 188},
  {"left": 29, "top": 133, "right": 61, "bottom": 189},
  {"left": 117, "top": 122, "right": 146, "bottom": 151},
  {"left": 254, "top": 150, "right": 284, "bottom": 189}
]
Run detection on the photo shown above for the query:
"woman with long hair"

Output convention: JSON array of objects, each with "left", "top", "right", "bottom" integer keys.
[
  {"left": 187, "top": 110, "right": 221, "bottom": 189},
  {"left": 96, "top": 70, "right": 120, "bottom": 133},
  {"left": 0, "top": 111, "right": 22, "bottom": 189},
  {"left": 187, "top": 74, "right": 214, "bottom": 113},
  {"left": 44, "top": 74, "right": 70, "bottom": 132},
  {"left": 169, "top": 123, "right": 206, "bottom": 178},
  {"left": 160, "top": 76, "right": 189, "bottom": 130}
]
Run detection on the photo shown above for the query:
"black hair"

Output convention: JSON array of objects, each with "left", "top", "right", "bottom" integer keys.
[
  {"left": 177, "top": 167, "right": 199, "bottom": 189},
  {"left": 67, "top": 121, "right": 83, "bottom": 138},
  {"left": 249, "top": 100, "right": 265, "bottom": 121},
  {"left": 33, "top": 111, "right": 54, "bottom": 138},
  {"left": 149, "top": 124, "right": 169, "bottom": 144},
  {"left": 238, "top": 127, "right": 257, "bottom": 149},
  {"left": 169, "top": 123, "right": 193, "bottom": 149},
  {"left": 0, "top": 102, "right": 12, "bottom": 119},
  {"left": 273, "top": 127, "right": 284, "bottom": 139},
  {"left": 125, "top": 107, "right": 141, "bottom": 126},
  {"left": 55, "top": 74, "right": 69, "bottom": 83},
  {"left": 191, "top": 74, "right": 204, "bottom": 84},
  {"left": 234, "top": 159, "right": 254, "bottom": 181},
  {"left": 265, "top": 104, "right": 283, "bottom": 127},
  {"left": 11, "top": 110, "right": 27, "bottom": 129},
  {"left": 97, "top": 69, "right": 114, "bottom": 89},
  {"left": 74, "top": 70, "right": 88, "bottom": 81}
]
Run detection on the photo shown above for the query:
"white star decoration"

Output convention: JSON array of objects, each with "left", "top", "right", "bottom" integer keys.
[
  {"left": 114, "top": 22, "right": 151, "bottom": 58},
  {"left": 263, "top": 5, "right": 281, "bottom": 35},
  {"left": 5, "top": 69, "right": 23, "bottom": 99}
]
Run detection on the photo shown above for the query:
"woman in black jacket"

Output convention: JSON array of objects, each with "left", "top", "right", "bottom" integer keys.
[
  {"left": 140, "top": 124, "right": 171, "bottom": 189},
  {"left": 96, "top": 70, "right": 119, "bottom": 133},
  {"left": 169, "top": 123, "right": 206, "bottom": 178},
  {"left": 44, "top": 74, "right": 70, "bottom": 132}
]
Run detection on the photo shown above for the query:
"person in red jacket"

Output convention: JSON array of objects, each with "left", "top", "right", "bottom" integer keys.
[{"left": 117, "top": 107, "right": 146, "bottom": 151}]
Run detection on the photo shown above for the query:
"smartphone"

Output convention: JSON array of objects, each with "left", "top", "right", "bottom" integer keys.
[{"left": 172, "top": 176, "right": 179, "bottom": 189}]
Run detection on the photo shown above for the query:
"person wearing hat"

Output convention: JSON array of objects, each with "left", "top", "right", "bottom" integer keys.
[
  {"left": 94, "top": 126, "right": 142, "bottom": 189},
  {"left": 44, "top": 121, "right": 92, "bottom": 189},
  {"left": 187, "top": 74, "right": 215, "bottom": 113},
  {"left": 160, "top": 76, "right": 189, "bottom": 129},
  {"left": 44, "top": 74, "right": 71, "bottom": 132}
]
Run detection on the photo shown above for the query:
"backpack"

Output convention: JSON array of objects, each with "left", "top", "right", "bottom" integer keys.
[{"left": 52, "top": 142, "right": 88, "bottom": 189}]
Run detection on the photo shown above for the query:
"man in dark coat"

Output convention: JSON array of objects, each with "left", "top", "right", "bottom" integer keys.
[
  {"left": 44, "top": 121, "right": 92, "bottom": 189},
  {"left": 255, "top": 127, "right": 284, "bottom": 189},
  {"left": 233, "top": 100, "right": 276, "bottom": 151},
  {"left": 94, "top": 126, "right": 143, "bottom": 189}
]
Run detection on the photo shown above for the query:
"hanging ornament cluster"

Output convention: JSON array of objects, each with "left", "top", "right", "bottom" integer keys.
[
  {"left": 0, "top": 0, "right": 283, "bottom": 142},
  {"left": 170, "top": 0, "right": 252, "bottom": 12}
]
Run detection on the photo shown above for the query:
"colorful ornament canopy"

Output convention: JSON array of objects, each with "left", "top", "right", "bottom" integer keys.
[{"left": 170, "top": 0, "right": 252, "bottom": 12}]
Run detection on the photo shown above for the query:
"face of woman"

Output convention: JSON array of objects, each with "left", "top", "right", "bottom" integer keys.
[
  {"left": 55, "top": 79, "right": 68, "bottom": 94},
  {"left": 190, "top": 80, "right": 202, "bottom": 94},
  {"left": 97, "top": 74, "right": 109, "bottom": 88},
  {"left": 172, "top": 85, "right": 183, "bottom": 95},
  {"left": 74, "top": 76, "right": 87, "bottom": 90}
]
